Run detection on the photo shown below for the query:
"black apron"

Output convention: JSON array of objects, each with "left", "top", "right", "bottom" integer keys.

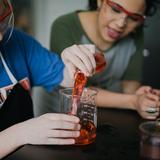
[{"left": 0, "top": 52, "right": 33, "bottom": 131}]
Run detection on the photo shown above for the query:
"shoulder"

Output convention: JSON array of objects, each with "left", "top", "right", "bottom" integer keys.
[
  {"left": 1, "top": 28, "right": 39, "bottom": 53},
  {"left": 4, "top": 28, "right": 54, "bottom": 60},
  {"left": 10, "top": 28, "right": 45, "bottom": 50},
  {"left": 5, "top": 28, "right": 39, "bottom": 49},
  {"left": 52, "top": 11, "right": 79, "bottom": 28}
]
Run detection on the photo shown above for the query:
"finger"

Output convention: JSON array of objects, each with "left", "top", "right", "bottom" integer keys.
[
  {"left": 79, "top": 44, "right": 96, "bottom": 69},
  {"left": 151, "top": 89, "right": 160, "bottom": 96},
  {"left": 140, "top": 111, "right": 158, "bottom": 120},
  {"left": 139, "top": 99, "right": 158, "bottom": 112},
  {"left": 142, "top": 86, "right": 152, "bottom": 93},
  {"left": 146, "top": 116, "right": 157, "bottom": 120},
  {"left": 136, "top": 86, "right": 152, "bottom": 95},
  {"left": 43, "top": 113, "right": 80, "bottom": 123},
  {"left": 78, "top": 46, "right": 95, "bottom": 74},
  {"left": 146, "top": 93, "right": 159, "bottom": 101},
  {"left": 51, "top": 121, "right": 81, "bottom": 130},
  {"left": 48, "top": 130, "right": 80, "bottom": 138},
  {"left": 45, "top": 138, "right": 75, "bottom": 145},
  {"left": 61, "top": 47, "right": 89, "bottom": 76},
  {"left": 70, "top": 45, "right": 94, "bottom": 75}
]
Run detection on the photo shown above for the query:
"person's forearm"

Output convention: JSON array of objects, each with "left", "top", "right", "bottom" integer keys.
[
  {"left": 0, "top": 125, "right": 24, "bottom": 159},
  {"left": 95, "top": 88, "right": 137, "bottom": 110}
]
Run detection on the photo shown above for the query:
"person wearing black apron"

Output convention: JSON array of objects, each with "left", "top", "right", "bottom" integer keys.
[
  {"left": 0, "top": 51, "right": 33, "bottom": 131},
  {"left": 0, "top": 0, "right": 84, "bottom": 158},
  {"left": 0, "top": 0, "right": 106, "bottom": 158}
]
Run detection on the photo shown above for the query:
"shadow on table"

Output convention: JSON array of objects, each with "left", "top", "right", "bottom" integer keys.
[{"left": 82, "top": 123, "right": 140, "bottom": 160}]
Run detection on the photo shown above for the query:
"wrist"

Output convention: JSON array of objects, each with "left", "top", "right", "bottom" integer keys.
[
  {"left": 129, "top": 94, "right": 138, "bottom": 110},
  {"left": 9, "top": 123, "right": 27, "bottom": 146},
  {"left": 0, "top": 123, "right": 26, "bottom": 157}
]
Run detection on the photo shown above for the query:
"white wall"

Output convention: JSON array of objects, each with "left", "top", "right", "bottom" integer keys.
[{"left": 33, "top": 0, "right": 88, "bottom": 49}]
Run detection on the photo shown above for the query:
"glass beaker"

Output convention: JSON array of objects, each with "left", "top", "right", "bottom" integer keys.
[
  {"left": 59, "top": 87, "right": 97, "bottom": 145},
  {"left": 139, "top": 121, "right": 160, "bottom": 160}
]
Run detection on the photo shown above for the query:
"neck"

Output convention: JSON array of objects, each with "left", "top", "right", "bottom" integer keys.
[{"left": 79, "top": 11, "right": 113, "bottom": 51}]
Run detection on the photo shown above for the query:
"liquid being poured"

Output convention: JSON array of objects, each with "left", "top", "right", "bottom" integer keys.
[
  {"left": 94, "top": 51, "right": 106, "bottom": 73},
  {"left": 70, "top": 71, "right": 87, "bottom": 115},
  {"left": 71, "top": 51, "right": 107, "bottom": 115},
  {"left": 70, "top": 51, "right": 106, "bottom": 145}
]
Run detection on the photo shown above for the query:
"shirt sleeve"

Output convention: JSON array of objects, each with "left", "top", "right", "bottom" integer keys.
[
  {"left": 22, "top": 32, "right": 64, "bottom": 92},
  {"left": 122, "top": 27, "right": 144, "bottom": 82},
  {"left": 50, "top": 12, "right": 82, "bottom": 54}
]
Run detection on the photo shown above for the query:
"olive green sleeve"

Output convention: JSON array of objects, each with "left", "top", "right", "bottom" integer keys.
[
  {"left": 50, "top": 12, "right": 82, "bottom": 55},
  {"left": 122, "top": 27, "right": 144, "bottom": 82},
  {"left": 50, "top": 18, "right": 74, "bottom": 55}
]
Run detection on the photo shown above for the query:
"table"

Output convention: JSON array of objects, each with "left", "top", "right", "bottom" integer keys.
[{"left": 4, "top": 108, "right": 145, "bottom": 160}]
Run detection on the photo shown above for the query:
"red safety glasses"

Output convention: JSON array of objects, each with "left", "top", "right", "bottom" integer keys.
[
  {"left": 106, "top": 0, "right": 146, "bottom": 23},
  {"left": 0, "top": 0, "right": 13, "bottom": 22}
]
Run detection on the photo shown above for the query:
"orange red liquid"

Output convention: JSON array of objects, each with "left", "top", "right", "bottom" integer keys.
[
  {"left": 94, "top": 52, "right": 106, "bottom": 73},
  {"left": 71, "top": 72, "right": 87, "bottom": 115},
  {"left": 71, "top": 51, "right": 106, "bottom": 144},
  {"left": 72, "top": 71, "right": 87, "bottom": 98},
  {"left": 75, "top": 121, "right": 96, "bottom": 145}
]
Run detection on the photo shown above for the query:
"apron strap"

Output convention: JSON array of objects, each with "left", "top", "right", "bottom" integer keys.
[{"left": 0, "top": 51, "right": 17, "bottom": 85}]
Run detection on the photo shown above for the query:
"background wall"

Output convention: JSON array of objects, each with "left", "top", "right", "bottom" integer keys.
[
  {"left": 143, "top": 5, "right": 160, "bottom": 88},
  {"left": 32, "top": 0, "right": 88, "bottom": 48}
]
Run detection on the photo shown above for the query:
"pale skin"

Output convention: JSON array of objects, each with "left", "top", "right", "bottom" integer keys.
[
  {"left": 78, "top": 0, "right": 145, "bottom": 93},
  {"left": 94, "top": 86, "right": 160, "bottom": 119},
  {"left": 0, "top": 31, "right": 81, "bottom": 158},
  {"left": 0, "top": 114, "right": 80, "bottom": 159}
]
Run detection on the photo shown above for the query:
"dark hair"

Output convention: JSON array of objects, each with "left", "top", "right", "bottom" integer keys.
[
  {"left": 88, "top": 0, "right": 97, "bottom": 10},
  {"left": 88, "top": 0, "right": 160, "bottom": 16},
  {"left": 145, "top": 0, "right": 160, "bottom": 16}
]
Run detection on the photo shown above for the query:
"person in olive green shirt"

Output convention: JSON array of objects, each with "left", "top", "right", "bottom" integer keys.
[{"left": 33, "top": 0, "right": 160, "bottom": 120}]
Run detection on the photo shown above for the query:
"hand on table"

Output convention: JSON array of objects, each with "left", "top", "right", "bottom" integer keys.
[
  {"left": 135, "top": 86, "right": 160, "bottom": 119},
  {"left": 15, "top": 113, "right": 80, "bottom": 145}
]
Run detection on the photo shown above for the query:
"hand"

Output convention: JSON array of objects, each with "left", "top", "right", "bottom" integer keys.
[
  {"left": 135, "top": 86, "right": 152, "bottom": 95},
  {"left": 61, "top": 44, "right": 96, "bottom": 79},
  {"left": 135, "top": 92, "right": 160, "bottom": 119},
  {"left": 136, "top": 86, "right": 160, "bottom": 96},
  {"left": 14, "top": 113, "right": 80, "bottom": 145}
]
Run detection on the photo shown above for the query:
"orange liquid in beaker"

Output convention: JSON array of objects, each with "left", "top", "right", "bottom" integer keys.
[
  {"left": 70, "top": 51, "right": 106, "bottom": 144},
  {"left": 75, "top": 121, "right": 96, "bottom": 145}
]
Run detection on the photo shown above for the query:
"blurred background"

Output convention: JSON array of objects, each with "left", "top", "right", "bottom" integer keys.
[
  {"left": 11, "top": 0, "right": 88, "bottom": 48},
  {"left": 10, "top": 0, "right": 160, "bottom": 89}
]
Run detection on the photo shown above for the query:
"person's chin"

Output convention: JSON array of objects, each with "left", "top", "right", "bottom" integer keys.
[{"left": 103, "top": 35, "right": 119, "bottom": 44}]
